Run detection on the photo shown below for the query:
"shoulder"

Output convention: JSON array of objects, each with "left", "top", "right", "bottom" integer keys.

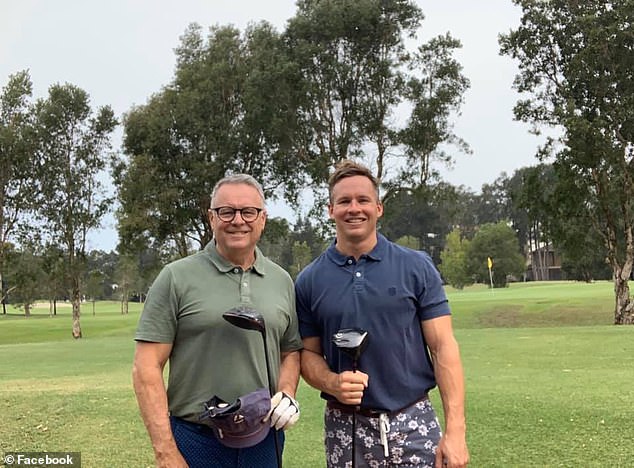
[
  {"left": 382, "top": 237, "right": 432, "bottom": 263},
  {"left": 163, "top": 250, "right": 208, "bottom": 273},
  {"left": 296, "top": 249, "right": 330, "bottom": 285},
  {"left": 379, "top": 236, "right": 439, "bottom": 276},
  {"left": 260, "top": 255, "right": 293, "bottom": 284}
]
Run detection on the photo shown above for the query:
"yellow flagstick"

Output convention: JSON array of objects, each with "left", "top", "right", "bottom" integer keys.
[{"left": 487, "top": 257, "right": 494, "bottom": 290}]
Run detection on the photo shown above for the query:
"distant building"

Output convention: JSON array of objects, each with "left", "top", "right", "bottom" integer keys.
[{"left": 525, "top": 245, "right": 564, "bottom": 281}]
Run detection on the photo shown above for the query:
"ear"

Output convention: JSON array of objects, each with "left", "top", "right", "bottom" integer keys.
[
  {"left": 328, "top": 204, "right": 334, "bottom": 220},
  {"left": 376, "top": 201, "right": 384, "bottom": 219}
]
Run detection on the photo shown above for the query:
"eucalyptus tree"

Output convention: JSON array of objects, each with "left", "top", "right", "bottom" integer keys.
[
  {"left": 34, "top": 84, "right": 117, "bottom": 338},
  {"left": 118, "top": 22, "right": 303, "bottom": 257},
  {"left": 500, "top": 0, "right": 634, "bottom": 323},
  {"left": 285, "top": 0, "right": 470, "bottom": 192},
  {"left": 507, "top": 165, "right": 556, "bottom": 280},
  {"left": 0, "top": 71, "right": 37, "bottom": 312}
]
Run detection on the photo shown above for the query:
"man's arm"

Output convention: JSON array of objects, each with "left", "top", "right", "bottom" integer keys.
[
  {"left": 277, "top": 350, "right": 301, "bottom": 397},
  {"left": 132, "top": 341, "right": 187, "bottom": 468},
  {"left": 422, "top": 315, "right": 469, "bottom": 468},
  {"left": 300, "top": 336, "right": 368, "bottom": 405}
]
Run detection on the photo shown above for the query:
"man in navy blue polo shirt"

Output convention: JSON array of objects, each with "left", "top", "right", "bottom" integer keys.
[{"left": 296, "top": 160, "right": 469, "bottom": 468}]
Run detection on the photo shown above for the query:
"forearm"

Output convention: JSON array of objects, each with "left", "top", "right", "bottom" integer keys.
[
  {"left": 277, "top": 350, "right": 301, "bottom": 397},
  {"left": 300, "top": 349, "right": 337, "bottom": 395},
  {"left": 132, "top": 364, "right": 179, "bottom": 460},
  {"left": 431, "top": 336, "right": 467, "bottom": 435}
]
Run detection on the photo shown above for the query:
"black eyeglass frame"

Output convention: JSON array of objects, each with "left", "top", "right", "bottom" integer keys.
[{"left": 210, "top": 206, "right": 264, "bottom": 223}]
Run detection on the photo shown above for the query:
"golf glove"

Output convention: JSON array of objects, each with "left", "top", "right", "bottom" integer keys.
[{"left": 264, "top": 391, "right": 300, "bottom": 430}]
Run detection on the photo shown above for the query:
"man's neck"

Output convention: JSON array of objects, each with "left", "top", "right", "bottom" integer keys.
[
  {"left": 216, "top": 244, "right": 256, "bottom": 270},
  {"left": 335, "top": 236, "right": 377, "bottom": 261}
]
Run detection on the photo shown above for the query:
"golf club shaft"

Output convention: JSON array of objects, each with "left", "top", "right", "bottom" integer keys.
[
  {"left": 352, "top": 360, "right": 358, "bottom": 468},
  {"left": 262, "top": 335, "right": 282, "bottom": 468}
]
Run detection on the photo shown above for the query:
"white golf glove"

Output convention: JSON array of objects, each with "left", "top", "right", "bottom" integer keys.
[{"left": 264, "top": 391, "right": 300, "bottom": 430}]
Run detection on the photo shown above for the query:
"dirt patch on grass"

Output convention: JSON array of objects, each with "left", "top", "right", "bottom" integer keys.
[{"left": 476, "top": 305, "right": 613, "bottom": 328}]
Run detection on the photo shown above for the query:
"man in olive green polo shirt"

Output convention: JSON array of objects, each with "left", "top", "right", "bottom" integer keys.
[{"left": 132, "top": 174, "right": 303, "bottom": 468}]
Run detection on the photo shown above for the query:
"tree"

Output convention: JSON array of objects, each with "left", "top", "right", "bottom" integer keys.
[
  {"left": 5, "top": 246, "right": 45, "bottom": 317},
  {"left": 40, "top": 243, "right": 66, "bottom": 316},
  {"left": 466, "top": 222, "right": 525, "bottom": 288},
  {"left": 289, "top": 241, "right": 312, "bottom": 279},
  {"left": 0, "top": 71, "right": 37, "bottom": 314},
  {"left": 507, "top": 165, "right": 554, "bottom": 280},
  {"left": 500, "top": 0, "right": 634, "bottom": 323},
  {"left": 259, "top": 216, "right": 293, "bottom": 270},
  {"left": 34, "top": 84, "right": 117, "bottom": 338},
  {"left": 118, "top": 22, "right": 304, "bottom": 257},
  {"left": 115, "top": 254, "right": 139, "bottom": 315},
  {"left": 380, "top": 183, "right": 464, "bottom": 264},
  {"left": 285, "top": 0, "right": 470, "bottom": 194},
  {"left": 440, "top": 228, "right": 472, "bottom": 290}
]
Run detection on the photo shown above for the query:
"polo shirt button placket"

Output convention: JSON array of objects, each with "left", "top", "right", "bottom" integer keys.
[{"left": 240, "top": 271, "right": 250, "bottom": 303}]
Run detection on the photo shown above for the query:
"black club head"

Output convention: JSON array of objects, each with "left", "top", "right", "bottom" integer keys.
[
  {"left": 223, "top": 306, "right": 265, "bottom": 334},
  {"left": 332, "top": 328, "right": 369, "bottom": 362}
]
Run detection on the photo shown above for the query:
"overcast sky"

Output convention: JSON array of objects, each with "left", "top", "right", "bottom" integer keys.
[{"left": 1, "top": 0, "right": 547, "bottom": 251}]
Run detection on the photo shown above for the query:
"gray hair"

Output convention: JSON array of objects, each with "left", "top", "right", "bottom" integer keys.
[{"left": 210, "top": 174, "right": 266, "bottom": 207}]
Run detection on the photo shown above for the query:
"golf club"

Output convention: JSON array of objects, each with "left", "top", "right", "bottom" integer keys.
[
  {"left": 223, "top": 306, "right": 282, "bottom": 468},
  {"left": 332, "top": 328, "right": 369, "bottom": 468}
]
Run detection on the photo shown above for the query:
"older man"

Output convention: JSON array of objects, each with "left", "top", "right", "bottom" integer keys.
[{"left": 133, "top": 174, "right": 302, "bottom": 468}]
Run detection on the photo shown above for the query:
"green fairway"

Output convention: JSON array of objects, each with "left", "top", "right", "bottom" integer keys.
[{"left": 1, "top": 283, "right": 633, "bottom": 467}]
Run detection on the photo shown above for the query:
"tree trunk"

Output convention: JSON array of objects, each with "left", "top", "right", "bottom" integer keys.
[
  {"left": 25, "top": 303, "right": 31, "bottom": 317},
  {"left": 614, "top": 276, "right": 634, "bottom": 324},
  {"left": 92, "top": 300, "right": 96, "bottom": 316},
  {"left": 71, "top": 285, "right": 82, "bottom": 339},
  {"left": 120, "top": 286, "right": 129, "bottom": 314},
  {"left": 0, "top": 270, "right": 5, "bottom": 314}
]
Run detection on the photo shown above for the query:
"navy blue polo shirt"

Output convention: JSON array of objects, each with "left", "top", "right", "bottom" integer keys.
[{"left": 295, "top": 233, "right": 450, "bottom": 412}]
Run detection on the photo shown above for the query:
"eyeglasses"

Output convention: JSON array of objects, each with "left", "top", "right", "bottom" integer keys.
[{"left": 210, "top": 206, "right": 264, "bottom": 223}]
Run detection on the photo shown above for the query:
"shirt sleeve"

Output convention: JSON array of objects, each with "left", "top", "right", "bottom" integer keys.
[
  {"left": 416, "top": 251, "right": 451, "bottom": 321},
  {"left": 295, "top": 268, "right": 321, "bottom": 339},
  {"left": 134, "top": 266, "right": 179, "bottom": 343}
]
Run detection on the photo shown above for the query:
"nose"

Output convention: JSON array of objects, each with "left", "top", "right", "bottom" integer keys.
[
  {"left": 231, "top": 212, "right": 247, "bottom": 224},
  {"left": 347, "top": 199, "right": 361, "bottom": 212}
]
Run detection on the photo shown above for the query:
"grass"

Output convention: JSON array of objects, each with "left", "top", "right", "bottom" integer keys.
[{"left": 1, "top": 283, "right": 634, "bottom": 467}]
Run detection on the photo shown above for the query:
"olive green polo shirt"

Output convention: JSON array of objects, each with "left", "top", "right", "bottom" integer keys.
[{"left": 135, "top": 242, "right": 303, "bottom": 421}]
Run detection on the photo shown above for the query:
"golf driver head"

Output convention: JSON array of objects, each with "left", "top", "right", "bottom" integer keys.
[
  {"left": 332, "top": 328, "right": 369, "bottom": 362},
  {"left": 223, "top": 305, "right": 265, "bottom": 333}
]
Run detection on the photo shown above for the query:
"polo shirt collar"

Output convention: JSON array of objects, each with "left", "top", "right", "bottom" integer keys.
[
  {"left": 326, "top": 233, "right": 386, "bottom": 265},
  {"left": 204, "top": 241, "right": 266, "bottom": 275}
]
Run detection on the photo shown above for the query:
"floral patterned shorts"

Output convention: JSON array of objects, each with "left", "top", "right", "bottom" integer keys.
[{"left": 324, "top": 397, "right": 441, "bottom": 468}]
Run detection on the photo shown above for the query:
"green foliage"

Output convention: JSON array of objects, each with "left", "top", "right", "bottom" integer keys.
[
  {"left": 500, "top": 0, "right": 634, "bottom": 322},
  {"left": 5, "top": 247, "right": 45, "bottom": 315},
  {"left": 466, "top": 222, "right": 525, "bottom": 288},
  {"left": 381, "top": 183, "right": 464, "bottom": 264},
  {"left": 289, "top": 241, "right": 312, "bottom": 279},
  {"left": 440, "top": 228, "right": 472, "bottom": 289},
  {"left": 0, "top": 71, "right": 38, "bottom": 309},
  {"left": 118, "top": 22, "right": 304, "bottom": 256},
  {"left": 286, "top": 0, "right": 469, "bottom": 192},
  {"left": 33, "top": 83, "right": 117, "bottom": 336},
  {"left": 395, "top": 235, "right": 419, "bottom": 250}
]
